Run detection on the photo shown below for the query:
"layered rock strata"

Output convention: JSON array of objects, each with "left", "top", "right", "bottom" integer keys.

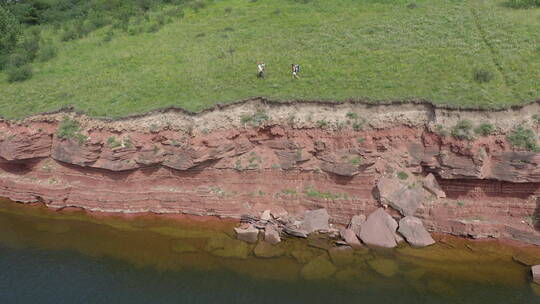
[{"left": 0, "top": 99, "right": 539, "bottom": 245}]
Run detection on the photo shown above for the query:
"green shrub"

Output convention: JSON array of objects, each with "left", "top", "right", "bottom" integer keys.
[
  {"left": 241, "top": 109, "right": 269, "bottom": 127},
  {"left": 60, "top": 28, "right": 79, "bottom": 42},
  {"left": 6, "top": 52, "right": 32, "bottom": 68},
  {"left": 505, "top": 0, "right": 540, "bottom": 8},
  {"left": 107, "top": 136, "right": 122, "bottom": 148},
  {"left": 0, "top": 6, "right": 21, "bottom": 55},
  {"left": 435, "top": 124, "right": 448, "bottom": 137},
  {"left": 6, "top": 64, "right": 33, "bottom": 83},
  {"left": 56, "top": 117, "right": 86, "bottom": 144},
  {"left": 102, "top": 30, "right": 114, "bottom": 43},
  {"left": 397, "top": 171, "right": 409, "bottom": 180},
  {"left": 350, "top": 156, "right": 363, "bottom": 166},
  {"left": 474, "top": 123, "right": 494, "bottom": 136},
  {"left": 507, "top": 125, "right": 540, "bottom": 151},
  {"left": 474, "top": 69, "right": 493, "bottom": 83},
  {"left": 146, "top": 23, "right": 161, "bottom": 33},
  {"left": 346, "top": 112, "right": 358, "bottom": 119},
  {"left": 451, "top": 120, "right": 474, "bottom": 140},
  {"left": 19, "top": 30, "right": 41, "bottom": 61},
  {"left": 37, "top": 43, "right": 57, "bottom": 62},
  {"left": 407, "top": 3, "right": 418, "bottom": 9},
  {"left": 532, "top": 114, "right": 540, "bottom": 125}
]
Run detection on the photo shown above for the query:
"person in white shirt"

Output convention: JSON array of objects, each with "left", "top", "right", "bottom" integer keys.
[{"left": 257, "top": 62, "right": 265, "bottom": 79}]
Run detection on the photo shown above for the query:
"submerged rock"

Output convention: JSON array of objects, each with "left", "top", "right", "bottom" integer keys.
[
  {"left": 367, "top": 258, "right": 399, "bottom": 277},
  {"left": 254, "top": 241, "right": 285, "bottom": 258},
  {"left": 328, "top": 246, "right": 354, "bottom": 266},
  {"left": 532, "top": 265, "right": 540, "bottom": 285},
  {"left": 301, "top": 209, "right": 330, "bottom": 233},
  {"left": 291, "top": 249, "right": 316, "bottom": 264},
  {"left": 234, "top": 224, "right": 259, "bottom": 243},
  {"left": 264, "top": 224, "right": 281, "bottom": 245},
  {"left": 359, "top": 208, "right": 399, "bottom": 248},
  {"left": 423, "top": 173, "right": 446, "bottom": 198},
  {"left": 377, "top": 177, "right": 424, "bottom": 216},
  {"left": 205, "top": 237, "right": 250, "bottom": 259},
  {"left": 171, "top": 241, "right": 198, "bottom": 254},
  {"left": 398, "top": 216, "right": 435, "bottom": 247},
  {"left": 512, "top": 252, "right": 540, "bottom": 266},
  {"left": 300, "top": 255, "right": 337, "bottom": 280}
]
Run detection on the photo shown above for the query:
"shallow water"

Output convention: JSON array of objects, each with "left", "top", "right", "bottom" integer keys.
[{"left": 0, "top": 199, "right": 538, "bottom": 304}]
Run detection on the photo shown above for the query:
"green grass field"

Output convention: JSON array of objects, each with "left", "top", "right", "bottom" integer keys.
[{"left": 1, "top": 0, "right": 540, "bottom": 118}]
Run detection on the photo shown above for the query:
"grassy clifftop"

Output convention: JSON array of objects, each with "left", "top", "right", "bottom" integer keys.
[{"left": 1, "top": 0, "right": 540, "bottom": 118}]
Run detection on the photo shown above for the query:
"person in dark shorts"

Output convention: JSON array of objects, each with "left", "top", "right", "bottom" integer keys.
[
  {"left": 292, "top": 64, "right": 300, "bottom": 79},
  {"left": 257, "top": 62, "right": 266, "bottom": 79}
]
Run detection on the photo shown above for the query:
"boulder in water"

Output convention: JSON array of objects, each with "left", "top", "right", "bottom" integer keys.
[
  {"left": 264, "top": 224, "right": 281, "bottom": 244},
  {"left": 359, "top": 208, "right": 399, "bottom": 248},
  {"left": 533, "top": 265, "right": 540, "bottom": 285},
  {"left": 398, "top": 216, "right": 435, "bottom": 247},
  {"left": 234, "top": 224, "right": 259, "bottom": 243}
]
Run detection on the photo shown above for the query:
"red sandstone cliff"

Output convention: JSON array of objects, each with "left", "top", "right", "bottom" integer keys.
[{"left": 0, "top": 100, "right": 538, "bottom": 244}]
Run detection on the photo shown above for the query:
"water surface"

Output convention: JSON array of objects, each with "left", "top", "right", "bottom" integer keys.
[{"left": 0, "top": 199, "right": 538, "bottom": 304}]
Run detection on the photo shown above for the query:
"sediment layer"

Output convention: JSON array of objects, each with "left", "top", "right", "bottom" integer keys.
[{"left": 0, "top": 99, "right": 539, "bottom": 244}]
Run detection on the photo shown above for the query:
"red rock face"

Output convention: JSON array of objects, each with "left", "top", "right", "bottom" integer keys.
[{"left": 0, "top": 121, "right": 538, "bottom": 245}]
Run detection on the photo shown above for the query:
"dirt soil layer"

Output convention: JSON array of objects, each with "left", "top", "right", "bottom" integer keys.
[{"left": 0, "top": 99, "right": 539, "bottom": 245}]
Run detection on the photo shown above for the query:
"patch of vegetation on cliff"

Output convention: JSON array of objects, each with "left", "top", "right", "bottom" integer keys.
[
  {"left": 56, "top": 117, "right": 86, "bottom": 144},
  {"left": 507, "top": 125, "right": 540, "bottom": 152},
  {"left": 474, "top": 123, "right": 495, "bottom": 136},
  {"left": 451, "top": 120, "right": 475, "bottom": 141},
  {"left": 0, "top": 0, "right": 539, "bottom": 118},
  {"left": 240, "top": 110, "right": 269, "bottom": 127}
]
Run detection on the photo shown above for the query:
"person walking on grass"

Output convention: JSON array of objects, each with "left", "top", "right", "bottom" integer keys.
[
  {"left": 292, "top": 63, "right": 300, "bottom": 79},
  {"left": 257, "top": 62, "right": 266, "bottom": 79}
]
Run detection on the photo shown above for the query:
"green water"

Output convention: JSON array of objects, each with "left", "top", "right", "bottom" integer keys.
[{"left": 0, "top": 200, "right": 538, "bottom": 304}]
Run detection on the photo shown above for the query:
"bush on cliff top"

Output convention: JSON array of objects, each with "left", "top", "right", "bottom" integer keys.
[
  {"left": 57, "top": 117, "right": 86, "bottom": 144},
  {"left": 506, "top": 125, "right": 540, "bottom": 152},
  {"left": 451, "top": 120, "right": 474, "bottom": 141}
]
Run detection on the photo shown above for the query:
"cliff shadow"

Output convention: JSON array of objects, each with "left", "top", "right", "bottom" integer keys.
[
  {"left": 535, "top": 198, "right": 540, "bottom": 232},
  {"left": 0, "top": 158, "right": 42, "bottom": 175}
]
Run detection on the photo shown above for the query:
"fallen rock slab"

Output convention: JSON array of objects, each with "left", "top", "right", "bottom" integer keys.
[
  {"left": 340, "top": 228, "right": 363, "bottom": 249},
  {"left": 359, "top": 208, "right": 399, "bottom": 248},
  {"left": 377, "top": 177, "right": 424, "bottom": 216},
  {"left": 301, "top": 209, "right": 330, "bottom": 233},
  {"left": 398, "top": 216, "right": 435, "bottom": 247},
  {"left": 423, "top": 173, "right": 446, "bottom": 198},
  {"left": 348, "top": 214, "right": 366, "bottom": 237},
  {"left": 234, "top": 224, "right": 259, "bottom": 243},
  {"left": 284, "top": 226, "right": 308, "bottom": 238},
  {"left": 264, "top": 224, "right": 281, "bottom": 244},
  {"left": 533, "top": 265, "right": 540, "bottom": 285}
]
